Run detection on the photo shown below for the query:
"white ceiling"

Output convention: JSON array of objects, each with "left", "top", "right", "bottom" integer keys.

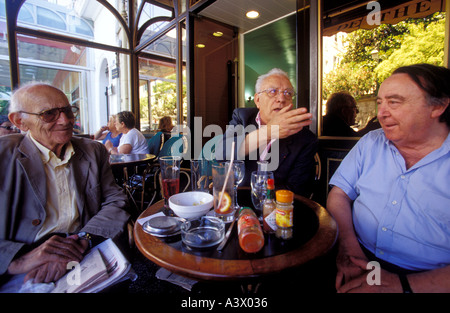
[{"left": 198, "top": 0, "right": 298, "bottom": 33}]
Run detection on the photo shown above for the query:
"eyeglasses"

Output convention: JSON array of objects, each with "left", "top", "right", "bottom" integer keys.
[
  {"left": 20, "top": 105, "right": 79, "bottom": 123},
  {"left": 258, "top": 88, "right": 296, "bottom": 99}
]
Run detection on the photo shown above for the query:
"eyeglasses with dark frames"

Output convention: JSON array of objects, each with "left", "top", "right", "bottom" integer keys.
[
  {"left": 257, "top": 88, "right": 296, "bottom": 99},
  {"left": 19, "top": 105, "right": 79, "bottom": 123}
]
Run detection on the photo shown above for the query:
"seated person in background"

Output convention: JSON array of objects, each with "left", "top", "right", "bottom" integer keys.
[
  {"left": 106, "top": 111, "right": 149, "bottom": 154},
  {"left": 327, "top": 63, "right": 450, "bottom": 293},
  {"left": 0, "top": 115, "right": 19, "bottom": 136},
  {"left": 322, "top": 91, "right": 380, "bottom": 137},
  {"left": 158, "top": 115, "right": 174, "bottom": 143},
  {"left": 216, "top": 68, "right": 317, "bottom": 197},
  {"left": 93, "top": 114, "right": 122, "bottom": 147},
  {"left": 0, "top": 82, "right": 129, "bottom": 289}
]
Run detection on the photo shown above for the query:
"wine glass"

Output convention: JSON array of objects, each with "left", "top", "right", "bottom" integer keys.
[
  {"left": 251, "top": 171, "right": 274, "bottom": 220},
  {"left": 226, "top": 160, "right": 245, "bottom": 210}
]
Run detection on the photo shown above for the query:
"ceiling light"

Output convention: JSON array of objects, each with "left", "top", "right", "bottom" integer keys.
[
  {"left": 196, "top": 43, "right": 205, "bottom": 48},
  {"left": 246, "top": 10, "right": 259, "bottom": 19},
  {"left": 213, "top": 31, "right": 223, "bottom": 37}
]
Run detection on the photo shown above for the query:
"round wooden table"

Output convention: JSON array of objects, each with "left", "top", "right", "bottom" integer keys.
[{"left": 134, "top": 188, "right": 337, "bottom": 282}]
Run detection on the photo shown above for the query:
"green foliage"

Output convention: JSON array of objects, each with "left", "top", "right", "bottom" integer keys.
[
  {"left": 140, "top": 73, "right": 187, "bottom": 130},
  {"left": 375, "top": 17, "right": 445, "bottom": 81},
  {"left": 323, "top": 13, "right": 445, "bottom": 99},
  {"left": 322, "top": 62, "right": 377, "bottom": 100}
]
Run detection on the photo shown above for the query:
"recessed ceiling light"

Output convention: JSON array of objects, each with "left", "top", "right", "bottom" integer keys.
[
  {"left": 213, "top": 31, "right": 223, "bottom": 37},
  {"left": 246, "top": 10, "right": 259, "bottom": 19},
  {"left": 196, "top": 43, "right": 205, "bottom": 48}
]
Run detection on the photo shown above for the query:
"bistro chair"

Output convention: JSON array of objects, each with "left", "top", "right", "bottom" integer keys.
[
  {"left": 147, "top": 131, "right": 164, "bottom": 157},
  {"left": 309, "top": 152, "right": 322, "bottom": 200}
]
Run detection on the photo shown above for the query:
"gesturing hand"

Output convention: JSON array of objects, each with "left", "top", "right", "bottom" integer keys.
[{"left": 266, "top": 104, "right": 312, "bottom": 140}]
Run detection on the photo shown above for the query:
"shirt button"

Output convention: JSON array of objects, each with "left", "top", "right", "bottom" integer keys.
[
  {"left": 379, "top": 250, "right": 385, "bottom": 255},
  {"left": 382, "top": 227, "right": 387, "bottom": 232},
  {"left": 401, "top": 175, "right": 406, "bottom": 179},
  {"left": 392, "top": 200, "right": 397, "bottom": 205},
  {"left": 31, "top": 219, "right": 41, "bottom": 226}
]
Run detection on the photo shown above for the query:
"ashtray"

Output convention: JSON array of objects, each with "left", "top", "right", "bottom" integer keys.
[
  {"left": 181, "top": 216, "right": 225, "bottom": 249},
  {"left": 142, "top": 216, "right": 183, "bottom": 237}
]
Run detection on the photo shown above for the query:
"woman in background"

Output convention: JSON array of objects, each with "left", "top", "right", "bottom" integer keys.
[
  {"left": 106, "top": 111, "right": 149, "bottom": 154},
  {"left": 94, "top": 115, "right": 122, "bottom": 147}
]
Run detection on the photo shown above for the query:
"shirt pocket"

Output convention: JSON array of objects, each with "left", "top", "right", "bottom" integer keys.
[{"left": 415, "top": 191, "right": 450, "bottom": 250}]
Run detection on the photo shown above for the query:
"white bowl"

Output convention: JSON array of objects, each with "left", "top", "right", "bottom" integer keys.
[{"left": 168, "top": 191, "right": 214, "bottom": 219}]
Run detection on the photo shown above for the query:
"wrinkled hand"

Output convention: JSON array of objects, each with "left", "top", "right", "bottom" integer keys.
[
  {"left": 8, "top": 235, "right": 88, "bottom": 283},
  {"left": 335, "top": 244, "right": 368, "bottom": 290},
  {"left": 337, "top": 256, "right": 403, "bottom": 293},
  {"left": 266, "top": 104, "right": 312, "bottom": 140}
]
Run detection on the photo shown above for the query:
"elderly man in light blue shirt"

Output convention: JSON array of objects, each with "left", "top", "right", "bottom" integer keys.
[{"left": 327, "top": 63, "right": 450, "bottom": 293}]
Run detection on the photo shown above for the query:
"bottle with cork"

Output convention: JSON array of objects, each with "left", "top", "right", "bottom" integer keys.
[
  {"left": 262, "top": 178, "right": 276, "bottom": 234},
  {"left": 275, "top": 190, "right": 294, "bottom": 239}
]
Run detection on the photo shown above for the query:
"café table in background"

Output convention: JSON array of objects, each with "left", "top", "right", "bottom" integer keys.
[
  {"left": 110, "top": 153, "right": 156, "bottom": 216},
  {"left": 109, "top": 153, "right": 156, "bottom": 185},
  {"left": 134, "top": 187, "right": 337, "bottom": 283}
]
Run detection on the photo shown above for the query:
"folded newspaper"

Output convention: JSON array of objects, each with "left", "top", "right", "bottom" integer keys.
[{"left": 51, "top": 238, "right": 136, "bottom": 293}]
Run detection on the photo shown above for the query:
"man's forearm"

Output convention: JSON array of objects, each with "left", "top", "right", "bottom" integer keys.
[
  {"left": 327, "top": 187, "right": 364, "bottom": 256},
  {"left": 408, "top": 265, "right": 450, "bottom": 293}
]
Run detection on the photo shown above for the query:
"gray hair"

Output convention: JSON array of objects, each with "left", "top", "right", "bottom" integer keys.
[
  {"left": 9, "top": 81, "right": 53, "bottom": 113},
  {"left": 255, "top": 68, "right": 290, "bottom": 93}
]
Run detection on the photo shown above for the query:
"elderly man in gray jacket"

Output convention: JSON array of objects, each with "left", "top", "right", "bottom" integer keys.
[{"left": 0, "top": 82, "right": 129, "bottom": 287}]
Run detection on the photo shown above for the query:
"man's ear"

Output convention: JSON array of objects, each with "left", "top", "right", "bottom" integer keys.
[
  {"left": 430, "top": 98, "right": 449, "bottom": 119},
  {"left": 254, "top": 93, "right": 260, "bottom": 109},
  {"left": 9, "top": 112, "right": 29, "bottom": 132}
]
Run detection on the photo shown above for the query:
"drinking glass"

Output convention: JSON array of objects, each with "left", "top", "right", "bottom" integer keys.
[
  {"left": 190, "top": 159, "right": 210, "bottom": 192},
  {"left": 251, "top": 171, "right": 274, "bottom": 220},
  {"left": 226, "top": 160, "right": 245, "bottom": 210},
  {"left": 212, "top": 162, "right": 235, "bottom": 223},
  {"left": 159, "top": 156, "right": 182, "bottom": 212}
]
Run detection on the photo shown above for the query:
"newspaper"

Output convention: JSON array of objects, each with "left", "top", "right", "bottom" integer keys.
[{"left": 52, "top": 239, "right": 136, "bottom": 293}]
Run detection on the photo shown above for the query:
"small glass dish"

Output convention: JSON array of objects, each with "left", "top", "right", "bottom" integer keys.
[{"left": 181, "top": 216, "right": 225, "bottom": 249}]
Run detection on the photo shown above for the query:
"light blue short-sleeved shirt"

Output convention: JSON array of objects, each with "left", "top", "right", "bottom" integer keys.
[{"left": 330, "top": 129, "right": 450, "bottom": 271}]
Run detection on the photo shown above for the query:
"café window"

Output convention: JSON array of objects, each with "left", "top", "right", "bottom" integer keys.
[{"left": 321, "top": 0, "right": 446, "bottom": 137}]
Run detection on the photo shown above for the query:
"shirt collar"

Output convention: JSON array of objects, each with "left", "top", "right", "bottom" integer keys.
[
  {"left": 255, "top": 111, "right": 262, "bottom": 128},
  {"left": 29, "top": 133, "right": 74, "bottom": 165}
]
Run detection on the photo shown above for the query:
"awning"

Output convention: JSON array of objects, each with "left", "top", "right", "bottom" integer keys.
[{"left": 323, "top": 0, "right": 445, "bottom": 36}]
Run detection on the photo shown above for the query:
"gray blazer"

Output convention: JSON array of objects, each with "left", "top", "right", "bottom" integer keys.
[{"left": 0, "top": 134, "right": 130, "bottom": 275}]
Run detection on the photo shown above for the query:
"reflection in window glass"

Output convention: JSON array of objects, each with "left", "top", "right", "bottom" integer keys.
[
  {"left": 19, "top": 0, "right": 124, "bottom": 46},
  {"left": 18, "top": 65, "right": 84, "bottom": 134},
  {"left": 138, "top": 57, "right": 177, "bottom": 133},
  {"left": 0, "top": 60, "right": 11, "bottom": 115},
  {"left": 321, "top": 13, "right": 446, "bottom": 137},
  {"left": 138, "top": 2, "right": 173, "bottom": 29},
  {"left": 37, "top": 7, "right": 66, "bottom": 30},
  {"left": 68, "top": 15, "right": 94, "bottom": 37},
  {"left": 17, "top": 4, "right": 34, "bottom": 23}
]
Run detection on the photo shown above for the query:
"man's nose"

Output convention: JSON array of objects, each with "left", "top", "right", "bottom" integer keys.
[
  {"left": 57, "top": 111, "right": 73, "bottom": 123},
  {"left": 377, "top": 101, "right": 389, "bottom": 118}
]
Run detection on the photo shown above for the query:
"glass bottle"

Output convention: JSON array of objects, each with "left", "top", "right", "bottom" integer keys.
[
  {"left": 237, "top": 207, "right": 265, "bottom": 253},
  {"left": 275, "top": 190, "right": 294, "bottom": 240},
  {"left": 262, "top": 178, "right": 276, "bottom": 234}
]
